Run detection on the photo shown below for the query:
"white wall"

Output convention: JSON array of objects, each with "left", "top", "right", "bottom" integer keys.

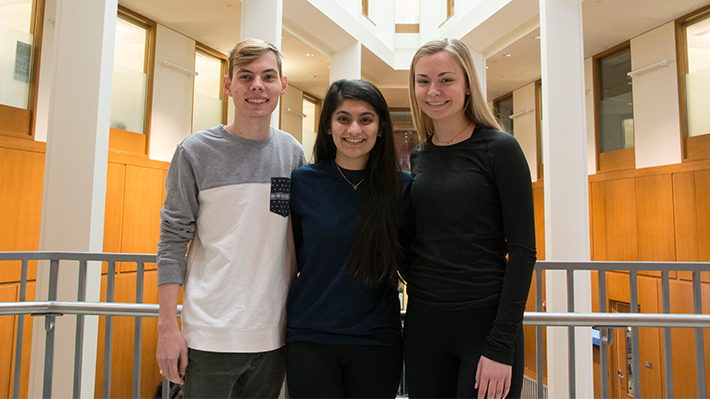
[
  {"left": 148, "top": 25, "right": 196, "bottom": 162},
  {"left": 630, "top": 21, "right": 682, "bottom": 168},
  {"left": 513, "top": 82, "right": 538, "bottom": 181}
]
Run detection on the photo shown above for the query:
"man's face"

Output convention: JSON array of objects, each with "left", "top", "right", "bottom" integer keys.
[{"left": 223, "top": 51, "right": 287, "bottom": 120}]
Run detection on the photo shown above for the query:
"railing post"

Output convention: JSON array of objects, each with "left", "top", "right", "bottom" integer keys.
[
  {"left": 661, "top": 270, "right": 673, "bottom": 398},
  {"left": 598, "top": 270, "right": 609, "bottom": 398},
  {"left": 43, "top": 259, "right": 60, "bottom": 398},
  {"left": 12, "top": 258, "right": 29, "bottom": 399},
  {"left": 133, "top": 261, "right": 145, "bottom": 399},
  {"left": 693, "top": 271, "right": 706, "bottom": 398},
  {"left": 73, "top": 260, "right": 88, "bottom": 398},
  {"left": 536, "top": 269, "right": 544, "bottom": 399}
]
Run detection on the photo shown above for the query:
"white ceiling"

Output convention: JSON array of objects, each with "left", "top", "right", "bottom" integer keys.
[{"left": 118, "top": 0, "right": 710, "bottom": 107}]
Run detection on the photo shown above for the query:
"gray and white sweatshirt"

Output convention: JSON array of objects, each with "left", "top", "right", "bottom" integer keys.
[{"left": 157, "top": 124, "right": 306, "bottom": 353}]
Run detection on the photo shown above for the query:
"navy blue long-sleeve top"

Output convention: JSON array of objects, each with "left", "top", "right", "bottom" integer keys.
[
  {"left": 286, "top": 160, "right": 413, "bottom": 347},
  {"left": 407, "top": 125, "right": 537, "bottom": 365}
]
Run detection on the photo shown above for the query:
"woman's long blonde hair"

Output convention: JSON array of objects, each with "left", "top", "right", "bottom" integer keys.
[{"left": 408, "top": 38, "right": 502, "bottom": 146}]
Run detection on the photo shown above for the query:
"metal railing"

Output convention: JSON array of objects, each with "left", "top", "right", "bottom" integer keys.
[
  {"left": 0, "top": 252, "right": 162, "bottom": 399},
  {"left": 1, "top": 253, "right": 709, "bottom": 398}
]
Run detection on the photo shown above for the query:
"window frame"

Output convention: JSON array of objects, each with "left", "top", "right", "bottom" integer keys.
[
  {"left": 0, "top": 0, "right": 46, "bottom": 140},
  {"left": 493, "top": 92, "right": 514, "bottom": 136},
  {"left": 593, "top": 41, "right": 635, "bottom": 172},
  {"left": 676, "top": 3, "right": 710, "bottom": 162},
  {"left": 193, "top": 42, "right": 228, "bottom": 131},
  {"left": 108, "top": 6, "right": 156, "bottom": 156}
]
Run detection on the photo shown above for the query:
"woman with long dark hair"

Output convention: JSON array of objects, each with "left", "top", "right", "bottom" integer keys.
[
  {"left": 285, "top": 79, "right": 412, "bottom": 398},
  {"left": 403, "top": 38, "right": 536, "bottom": 399}
]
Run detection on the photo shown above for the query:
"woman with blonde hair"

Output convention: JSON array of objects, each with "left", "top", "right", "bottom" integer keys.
[{"left": 402, "top": 38, "right": 536, "bottom": 399}]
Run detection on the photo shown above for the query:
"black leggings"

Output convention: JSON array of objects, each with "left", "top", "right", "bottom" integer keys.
[
  {"left": 403, "top": 298, "right": 524, "bottom": 398},
  {"left": 286, "top": 341, "right": 402, "bottom": 398}
]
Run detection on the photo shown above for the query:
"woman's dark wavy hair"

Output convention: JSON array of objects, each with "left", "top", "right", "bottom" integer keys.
[{"left": 313, "top": 79, "right": 403, "bottom": 288}]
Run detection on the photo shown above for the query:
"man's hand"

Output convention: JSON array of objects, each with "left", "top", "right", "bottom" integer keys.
[
  {"left": 156, "top": 324, "right": 188, "bottom": 384},
  {"left": 475, "top": 355, "right": 511, "bottom": 399},
  {"left": 156, "top": 283, "right": 187, "bottom": 384}
]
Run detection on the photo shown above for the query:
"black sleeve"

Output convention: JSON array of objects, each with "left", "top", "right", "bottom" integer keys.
[{"left": 482, "top": 133, "right": 537, "bottom": 365}]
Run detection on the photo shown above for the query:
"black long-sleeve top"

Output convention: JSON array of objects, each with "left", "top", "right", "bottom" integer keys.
[{"left": 406, "top": 125, "right": 537, "bottom": 365}]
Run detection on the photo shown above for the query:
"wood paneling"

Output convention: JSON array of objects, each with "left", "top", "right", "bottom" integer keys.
[
  {"left": 686, "top": 133, "right": 710, "bottom": 161},
  {"left": 119, "top": 166, "right": 166, "bottom": 272},
  {"left": 94, "top": 271, "right": 161, "bottom": 399},
  {"left": 603, "top": 179, "right": 638, "bottom": 261},
  {"left": 599, "top": 147, "right": 635, "bottom": 172},
  {"left": 0, "top": 285, "right": 18, "bottom": 398},
  {"left": 674, "top": 172, "right": 700, "bottom": 264},
  {"left": 636, "top": 175, "right": 675, "bottom": 264},
  {"left": 109, "top": 128, "right": 148, "bottom": 155},
  {"left": 696, "top": 170, "right": 710, "bottom": 262},
  {"left": 103, "top": 163, "right": 126, "bottom": 275},
  {"left": 0, "top": 147, "right": 44, "bottom": 283},
  {"left": 669, "top": 279, "right": 703, "bottom": 398},
  {"left": 591, "top": 182, "right": 609, "bottom": 260},
  {"left": 0, "top": 105, "right": 32, "bottom": 138},
  {"left": 532, "top": 186, "right": 545, "bottom": 261}
]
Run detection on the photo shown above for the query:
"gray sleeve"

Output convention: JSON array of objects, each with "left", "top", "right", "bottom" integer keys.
[{"left": 157, "top": 144, "right": 199, "bottom": 286}]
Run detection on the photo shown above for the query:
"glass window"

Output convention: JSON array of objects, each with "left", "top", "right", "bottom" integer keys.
[
  {"left": 395, "top": 0, "right": 419, "bottom": 24},
  {"left": 0, "top": 0, "right": 36, "bottom": 110},
  {"left": 683, "top": 11, "right": 710, "bottom": 138},
  {"left": 193, "top": 47, "right": 225, "bottom": 133},
  {"left": 111, "top": 12, "right": 150, "bottom": 134},
  {"left": 598, "top": 47, "right": 634, "bottom": 153},
  {"left": 494, "top": 95, "right": 514, "bottom": 136}
]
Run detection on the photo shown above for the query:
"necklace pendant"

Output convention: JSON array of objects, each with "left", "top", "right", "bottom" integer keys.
[{"left": 353, "top": 186, "right": 358, "bottom": 190}]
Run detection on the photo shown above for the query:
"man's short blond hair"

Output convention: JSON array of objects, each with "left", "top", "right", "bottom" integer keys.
[{"left": 228, "top": 38, "right": 282, "bottom": 79}]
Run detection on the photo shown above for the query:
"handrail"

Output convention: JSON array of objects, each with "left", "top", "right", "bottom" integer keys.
[
  {"left": 158, "top": 60, "right": 199, "bottom": 77},
  {"left": 3, "top": 301, "right": 709, "bottom": 328},
  {"left": 627, "top": 59, "right": 674, "bottom": 78},
  {"left": 509, "top": 108, "right": 533, "bottom": 120}
]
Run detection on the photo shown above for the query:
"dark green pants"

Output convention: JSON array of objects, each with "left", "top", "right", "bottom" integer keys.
[{"left": 182, "top": 347, "right": 286, "bottom": 399}]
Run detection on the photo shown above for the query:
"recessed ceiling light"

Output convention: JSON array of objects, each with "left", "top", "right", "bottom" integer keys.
[
  {"left": 306, "top": 53, "right": 314, "bottom": 57},
  {"left": 503, "top": 53, "right": 512, "bottom": 57}
]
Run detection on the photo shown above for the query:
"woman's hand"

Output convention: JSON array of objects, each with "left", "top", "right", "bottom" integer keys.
[{"left": 475, "top": 355, "right": 511, "bottom": 399}]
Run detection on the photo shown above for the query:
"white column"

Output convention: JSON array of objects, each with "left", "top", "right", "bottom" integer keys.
[
  {"left": 539, "top": 0, "right": 594, "bottom": 398},
  {"left": 330, "top": 41, "right": 362, "bottom": 82},
  {"left": 29, "top": 0, "right": 116, "bottom": 397},
  {"left": 240, "top": 0, "right": 284, "bottom": 128}
]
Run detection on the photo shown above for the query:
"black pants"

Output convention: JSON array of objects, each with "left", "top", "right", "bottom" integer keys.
[
  {"left": 181, "top": 347, "right": 286, "bottom": 399},
  {"left": 403, "top": 299, "right": 524, "bottom": 399},
  {"left": 286, "top": 341, "right": 402, "bottom": 398}
]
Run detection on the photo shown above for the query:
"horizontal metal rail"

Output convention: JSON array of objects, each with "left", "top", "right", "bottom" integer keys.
[{"left": 3, "top": 301, "right": 707, "bottom": 327}]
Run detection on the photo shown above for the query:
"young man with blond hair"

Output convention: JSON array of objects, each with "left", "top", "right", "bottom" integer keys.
[{"left": 156, "top": 38, "right": 305, "bottom": 398}]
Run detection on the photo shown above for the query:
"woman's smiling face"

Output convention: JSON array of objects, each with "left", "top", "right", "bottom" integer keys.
[
  {"left": 413, "top": 51, "right": 471, "bottom": 124},
  {"left": 330, "top": 99, "right": 380, "bottom": 170}
]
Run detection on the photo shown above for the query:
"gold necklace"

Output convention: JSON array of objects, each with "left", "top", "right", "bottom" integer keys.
[
  {"left": 434, "top": 122, "right": 472, "bottom": 145},
  {"left": 336, "top": 164, "right": 365, "bottom": 190}
]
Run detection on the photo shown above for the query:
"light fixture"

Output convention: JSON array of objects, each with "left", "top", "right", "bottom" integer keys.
[
  {"left": 503, "top": 53, "right": 512, "bottom": 57},
  {"left": 534, "top": 36, "right": 541, "bottom": 40},
  {"left": 306, "top": 53, "right": 314, "bottom": 57}
]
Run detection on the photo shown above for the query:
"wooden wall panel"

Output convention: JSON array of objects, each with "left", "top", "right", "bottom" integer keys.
[
  {"left": 603, "top": 179, "right": 639, "bottom": 261},
  {"left": 532, "top": 186, "right": 545, "bottom": 261},
  {"left": 669, "top": 279, "right": 701, "bottom": 399},
  {"left": 94, "top": 271, "right": 161, "bottom": 399},
  {"left": 104, "top": 163, "right": 126, "bottom": 253},
  {"left": 0, "top": 285, "right": 18, "bottom": 398},
  {"left": 119, "top": 166, "right": 166, "bottom": 272},
  {"left": 103, "top": 163, "right": 126, "bottom": 274},
  {"left": 0, "top": 147, "right": 44, "bottom": 283},
  {"left": 696, "top": 170, "right": 710, "bottom": 262},
  {"left": 673, "top": 172, "right": 699, "bottom": 282},
  {"left": 637, "top": 278, "right": 662, "bottom": 399},
  {"left": 636, "top": 175, "right": 676, "bottom": 263},
  {"left": 591, "top": 182, "right": 608, "bottom": 260}
]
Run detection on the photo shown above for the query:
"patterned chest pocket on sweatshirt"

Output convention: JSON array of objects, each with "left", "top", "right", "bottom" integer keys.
[{"left": 270, "top": 177, "right": 291, "bottom": 217}]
